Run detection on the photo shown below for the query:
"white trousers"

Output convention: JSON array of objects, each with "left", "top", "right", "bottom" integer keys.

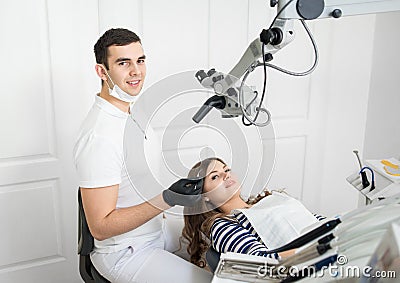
[{"left": 91, "top": 216, "right": 212, "bottom": 283}]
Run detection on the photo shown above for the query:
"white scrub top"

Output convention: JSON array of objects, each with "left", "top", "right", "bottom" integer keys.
[{"left": 74, "top": 95, "right": 163, "bottom": 253}]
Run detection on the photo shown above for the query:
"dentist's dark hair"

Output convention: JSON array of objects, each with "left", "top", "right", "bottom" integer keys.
[{"left": 94, "top": 28, "right": 141, "bottom": 70}]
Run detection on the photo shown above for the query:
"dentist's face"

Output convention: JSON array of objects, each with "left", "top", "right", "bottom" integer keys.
[
  {"left": 106, "top": 42, "right": 146, "bottom": 96},
  {"left": 203, "top": 160, "right": 241, "bottom": 205}
]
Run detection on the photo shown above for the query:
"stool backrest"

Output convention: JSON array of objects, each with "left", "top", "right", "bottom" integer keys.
[{"left": 78, "top": 189, "right": 94, "bottom": 256}]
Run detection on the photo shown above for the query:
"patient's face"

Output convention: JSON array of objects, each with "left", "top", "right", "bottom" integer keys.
[{"left": 203, "top": 160, "right": 241, "bottom": 205}]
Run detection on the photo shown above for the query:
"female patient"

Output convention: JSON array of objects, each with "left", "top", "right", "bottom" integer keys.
[{"left": 182, "top": 157, "right": 325, "bottom": 268}]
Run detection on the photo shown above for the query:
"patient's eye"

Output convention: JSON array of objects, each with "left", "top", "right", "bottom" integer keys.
[
  {"left": 211, "top": 174, "right": 219, "bottom": 180},
  {"left": 225, "top": 168, "right": 231, "bottom": 173}
]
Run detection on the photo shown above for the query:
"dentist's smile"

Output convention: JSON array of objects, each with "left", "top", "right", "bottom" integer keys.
[{"left": 127, "top": 80, "right": 140, "bottom": 87}]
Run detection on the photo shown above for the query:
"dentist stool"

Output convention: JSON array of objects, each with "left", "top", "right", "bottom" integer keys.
[{"left": 78, "top": 189, "right": 110, "bottom": 283}]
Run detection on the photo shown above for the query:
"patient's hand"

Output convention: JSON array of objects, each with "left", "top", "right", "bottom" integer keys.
[{"left": 278, "top": 248, "right": 297, "bottom": 258}]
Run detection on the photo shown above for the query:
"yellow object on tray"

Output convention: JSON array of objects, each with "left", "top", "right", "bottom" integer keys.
[
  {"left": 382, "top": 159, "right": 400, "bottom": 176},
  {"left": 381, "top": 159, "right": 399, "bottom": 169}
]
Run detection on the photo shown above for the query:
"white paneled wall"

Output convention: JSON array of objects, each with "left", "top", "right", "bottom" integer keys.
[
  {"left": 364, "top": 11, "right": 400, "bottom": 160},
  {"left": 0, "top": 0, "right": 98, "bottom": 282},
  {"left": 0, "top": 0, "right": 65, "bottom": 280},
  {"left": 142, "top": 0, "right": 210, "bottom": 85},
  {"left": 98, "top": 0, "right": 142, "bottom": 35},
  {"left": 209, "top": 0, "right": 250, "bottom": 73},
  {"left": 317, "top": 14, "right": 377, "bottom": 216},
  {"left": 268, "top": 137, "right": 307, "bottom": 198},
  {"left": 0, "top": 0, "right": 55, "bottom": 159},
  {"left": 2, "top": 1, "right": 399, "bottom": 281},
  {"left": 0, "top": 180, "right": 60, "bottom": 267}
]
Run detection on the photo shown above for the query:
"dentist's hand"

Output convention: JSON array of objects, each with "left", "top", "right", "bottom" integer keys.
[{"left": 162, "top": 178, "right": 203, "bottom": 207}]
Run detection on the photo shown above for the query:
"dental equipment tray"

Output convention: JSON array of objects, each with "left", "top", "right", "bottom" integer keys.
[
  {"left": 347, "top": 158, "right": 400, "bottom": 201},
  {"left": 215, "top": 252, "right": 281, "bottom": 282}
]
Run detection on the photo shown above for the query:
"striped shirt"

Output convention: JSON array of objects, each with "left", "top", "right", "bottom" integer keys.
[{"left": 210, "top": 211, "right": 325, "bottom": 259}]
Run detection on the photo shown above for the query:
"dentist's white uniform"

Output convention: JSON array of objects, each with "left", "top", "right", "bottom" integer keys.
[{"left": 74, "top": 95, "right": 212, "bottom": 282}]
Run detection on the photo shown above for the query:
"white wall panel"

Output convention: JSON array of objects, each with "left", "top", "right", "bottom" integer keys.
[
  {"left": 161, "top": 147, "right": 206, "bottom": 185},
  {"left": 0, "top": 157, "right": 59, "bottom": 186},
  {"left": 318, "top": 14, "right": 376, "bottom": 216},
  {"left": 158, "top": 125, "right": 223, "bottom": 152},
  {"left": 267, "top": 136, "right": 306, "bottom": 200},
  {"left": 364, "top": 11, "right": 400, "bottom": 160},
  {"left": 45, "top": 1, "right": 99, "bottom": 281},
  {"left": 209, "top": 0, "right": 249, "bottom": 72},
  {"left": 0, "top": 0, "right": 98, "bottom": 281},
  {"left": 144, "top": 86, "right": 210, "bottom": 129},
  {"left": 0, "top": 0, "right": 55, "bottom": 159},
  {"left": 98, "top": 0, "right": 142, "bottom": 35},
  {"left": 141, "top": 0, "right": 209, "bottom": 86},
  {"left": 0, "top": 180, "right": 62, "bottom": 269}
]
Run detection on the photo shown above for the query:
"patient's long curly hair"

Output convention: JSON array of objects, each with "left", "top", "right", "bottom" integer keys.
[{"left": 181, "top": 157, "right": 271, "bottom": 268}]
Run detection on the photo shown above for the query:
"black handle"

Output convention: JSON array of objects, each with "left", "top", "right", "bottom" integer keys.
[
  {"left": 192, "top": 95, "right": 226, "bottom": 123},
  {"left": 264, "top": 218, "right": 341, "bottom": 254}
]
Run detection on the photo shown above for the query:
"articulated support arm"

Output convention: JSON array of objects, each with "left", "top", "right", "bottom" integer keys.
[{"left": 193, "top": 0, "right": 400, "bottom": 126}]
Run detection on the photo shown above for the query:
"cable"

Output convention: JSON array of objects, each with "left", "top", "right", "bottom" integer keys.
[
  {"left": 239, "top": 67, "right": 272, "bottom": 127},
  {"left": 238, "top": 1, "right": 319, "bottom": 126},
  {"left": 360, "top": 166, "right": 375, "bottom": 183},
  {"left": 262, "top": 19, "right": 319, "bottom": 76},
  {"left": 238, "top": 1, "right": 297, "bottom": 127},
  {"left": 240, "top": 43, "right": 271, "bottom": 127},
  {"left": 266, "top": 0, "right": 319, "bottom": 76},
  {"left": 241, "top": 114, "right": 252, "bottom": 126},
  {"left": 254, "top": 43, "right": 268, "bottom": 122},
  {"left": 360, "top": 166, "right": 375, "bottom": 191},
  {"left": 241, "top": 89, "right": 259, "bottom": 126}
]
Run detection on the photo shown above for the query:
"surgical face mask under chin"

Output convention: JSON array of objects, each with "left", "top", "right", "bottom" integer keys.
[
  {"left": 109, "top": 84, "right": 139, "bottom": 104},
  {"left": 101, "top": 66, "right": 139, "bottom": 104}
]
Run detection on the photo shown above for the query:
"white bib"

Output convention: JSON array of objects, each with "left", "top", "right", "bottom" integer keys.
[{"left": 234, "top": 192, "right": 318, "bottom": 250}]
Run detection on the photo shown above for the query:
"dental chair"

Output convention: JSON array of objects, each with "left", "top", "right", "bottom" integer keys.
[
  {"left": 78, "top": 189, "right": 110, "bottom": 283},
  {"left": 206, "top": 247, "right": 221, "bottom": 273}
]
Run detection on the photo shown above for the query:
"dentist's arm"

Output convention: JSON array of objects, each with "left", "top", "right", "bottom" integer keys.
[{"left": 81, "top": 178, "right": 202, "bottom": 241}]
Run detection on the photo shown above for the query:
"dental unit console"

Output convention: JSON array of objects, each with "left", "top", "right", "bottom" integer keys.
[
  {"left": 214, "top": 197, "right": 400, "bottom": 282},
  {"left": 193, "top": 0, "right": 400, "bottom": 127}
]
